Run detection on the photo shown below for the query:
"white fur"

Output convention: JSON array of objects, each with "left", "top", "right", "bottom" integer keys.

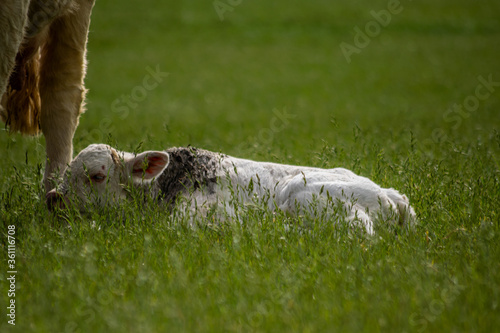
[{"left": 48, "top": 144, "right": 417, "bottom": 234}]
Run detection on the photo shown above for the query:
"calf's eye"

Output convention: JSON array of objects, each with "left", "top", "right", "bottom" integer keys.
[{"left": 91, "top": 174, "right": 106, "bottom": 183}]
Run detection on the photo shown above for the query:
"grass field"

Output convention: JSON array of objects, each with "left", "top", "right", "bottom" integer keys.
[{"left": 1, "top": 0, "right": 500, "bottom": 331}]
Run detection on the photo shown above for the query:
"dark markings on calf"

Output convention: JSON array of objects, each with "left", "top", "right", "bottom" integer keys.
[
  {"left": 156, "top": 147, "right": 224, "bottom": 207},
  {"left": 110, "top": 148, "right": 121, "bottom": 165}
]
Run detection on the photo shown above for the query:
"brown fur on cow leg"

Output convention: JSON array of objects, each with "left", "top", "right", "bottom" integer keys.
[
  {"left": 1, "top": 45, "right": 42, "bottom": 136},
  {"left": 40, "top": 0, "right": 96, "bottom": 193},
  {"left": 1, "top": 0, "right": 96, "bottom": 195},
  {"left": 0, "top": 94, "right": 6, "bottom": 120}
]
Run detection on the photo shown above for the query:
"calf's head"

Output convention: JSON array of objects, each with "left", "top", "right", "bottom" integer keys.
[{"left": 46, "top": 144, "right": 169, "bottom": 211}]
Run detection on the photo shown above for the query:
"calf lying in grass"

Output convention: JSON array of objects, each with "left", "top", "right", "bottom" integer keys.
[{"left": 46, "top": 144, "right": 416, "bottom": 234}]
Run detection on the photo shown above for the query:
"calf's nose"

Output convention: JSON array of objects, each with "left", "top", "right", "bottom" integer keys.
[{"left": 46, "top": 190, "right": 65, "bottom": 211}]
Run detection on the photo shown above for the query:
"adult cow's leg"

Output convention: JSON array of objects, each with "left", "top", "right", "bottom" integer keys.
[
  {"left": 39, "top": 0, "right": 95, "bottom": 192},
  {"left": 0, "top": 0, "right": 30, "bottom": 116}
]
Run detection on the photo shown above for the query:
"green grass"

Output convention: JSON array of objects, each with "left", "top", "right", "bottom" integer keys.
[{"left": 1, "top": 0, "right": 500, "bottom": 331}]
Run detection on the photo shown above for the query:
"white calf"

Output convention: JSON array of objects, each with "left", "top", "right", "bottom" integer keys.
[{"left": 47, "top": 144, "right": 416, "bottom": 234}]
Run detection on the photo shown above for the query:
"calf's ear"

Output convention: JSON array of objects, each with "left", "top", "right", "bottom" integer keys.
[{"left": 126, "top": 151, "right": 169, "bottom": 180}]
